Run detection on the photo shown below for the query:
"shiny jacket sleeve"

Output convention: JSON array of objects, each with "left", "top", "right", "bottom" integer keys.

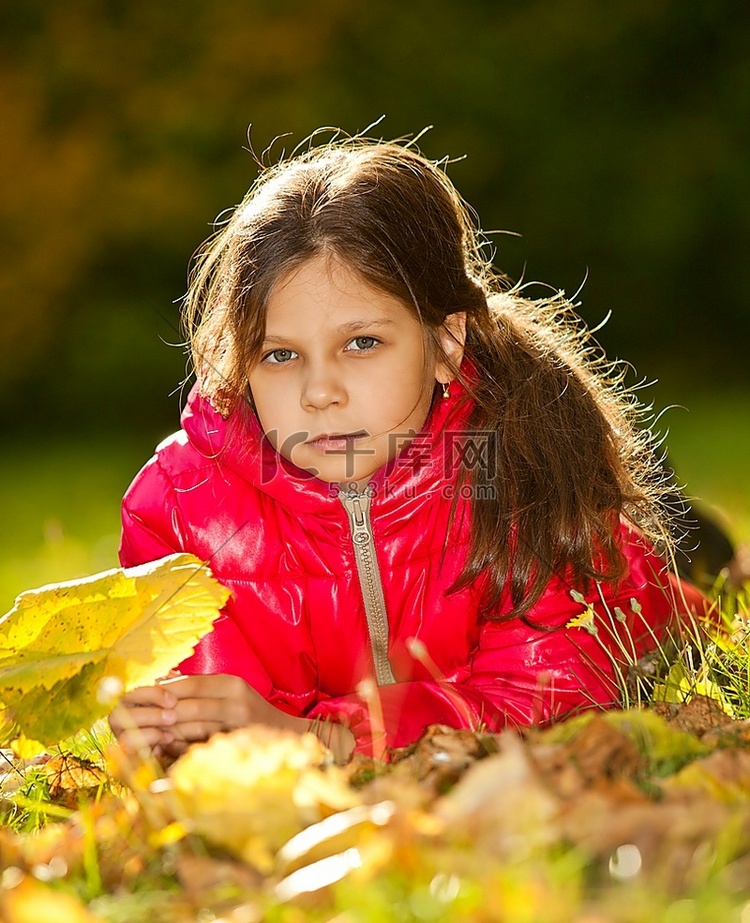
[
  {"left": 120, "top": 456, "right": 185, "bottom": 565},
  {"left": 119, "top": 454, "right": 272, "bottom": 683},
  {"left": 308, "top": 530, "right": 707, "bottom": 756}
]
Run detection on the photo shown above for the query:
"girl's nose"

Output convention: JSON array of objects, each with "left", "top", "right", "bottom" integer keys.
[{"left": 301, "top": 367, "right": 347, "bottom": 410}]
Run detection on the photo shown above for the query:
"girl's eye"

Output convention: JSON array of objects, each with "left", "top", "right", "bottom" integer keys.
[
  {"left": 263, "top": 348, "right": 297, "bottom": 364},
  {"left": 347, "top": 336, "right": 380, "bottom": 352}
]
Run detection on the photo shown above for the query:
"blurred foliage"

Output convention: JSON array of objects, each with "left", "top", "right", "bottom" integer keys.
[
  {"left": 2, "top": 0, "right": 749, "bottom": 437},
  {"left": 0, "top": 553, "right": 227, "bottom": 752}
]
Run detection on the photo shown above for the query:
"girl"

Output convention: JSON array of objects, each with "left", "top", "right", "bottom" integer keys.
[{"left": 111, "top": 136, "right": 704, "bottom": 764}]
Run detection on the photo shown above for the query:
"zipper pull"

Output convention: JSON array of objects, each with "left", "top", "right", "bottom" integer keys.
[{"left": 341, "top": 490, "right": 372, "bottom": 543}]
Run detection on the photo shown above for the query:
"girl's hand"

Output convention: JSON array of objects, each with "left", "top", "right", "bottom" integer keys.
[
  {"left": 159, "top": 674, "right": 355, "bottom": 763},
  {"left": 108, "top": 682, "right": 180, "bottom": 759},
  {"left": 110, "top": 673, "right": 355, "bottom": 765},
  {"left": 157, "top": 673, "right": 306, "bottom": 743}
]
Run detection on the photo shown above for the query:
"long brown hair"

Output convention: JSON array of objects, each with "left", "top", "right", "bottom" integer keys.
[{"left": 184, "top": 134, "right": 674, "bottom": 619}]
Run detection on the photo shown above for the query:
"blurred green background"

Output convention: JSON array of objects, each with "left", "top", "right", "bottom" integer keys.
[{"left": 2, "top": 0, "right": 749, "bottom": 613}]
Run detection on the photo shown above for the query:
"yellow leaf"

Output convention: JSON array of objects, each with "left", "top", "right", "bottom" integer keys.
[
  {"left": 0, "top": 554, "right": 229, "bottom": 747},
  {"left": 43, "top": 752, "right": 108, "bottom": 806},
  {"left": 169, "top": 726, "right": 358, "bottom": 872},
  {"left": 0, "top": 702, "right": 17, "bottom": 742},
  {"left": 653, "top": 661, "right": 735, "bottom": 716},
  {"left": 10, "top": 734, "right": 47, "bottom": 760}
]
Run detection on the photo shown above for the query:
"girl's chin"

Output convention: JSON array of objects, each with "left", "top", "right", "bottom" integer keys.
[
  {"left": 285, "top": 447, "right": 378, "bottom": 484},
  {"left": 290, "top": 457, "right": 376, "bottom": 489}
]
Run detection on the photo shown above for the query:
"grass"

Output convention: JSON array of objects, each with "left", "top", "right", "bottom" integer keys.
[{"left": 0, "top": 434, "right": 157, "bottom": 616}]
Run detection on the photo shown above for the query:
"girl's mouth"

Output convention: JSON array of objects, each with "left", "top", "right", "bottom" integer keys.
[{"left": 306, "top": 431, "right": 369, "bottom": 452}]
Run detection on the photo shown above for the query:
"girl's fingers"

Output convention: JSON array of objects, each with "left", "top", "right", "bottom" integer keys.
[
  {"left": 158, "top": 674, "right": 266, "bottom": 731},
  {"left": 109, "top": 704, "right": 177, "bottom": 737},
  {"left": 172, "top": 696, "right": 250, "bottom": 729},
  {"left": 118, "top": 684, "right": 178, "bottom": 709},
  {"left": 167, "top": 719, "right": 226, "bottom": 743},
  {"left": 109, "top": 685, "right": 180, "bottom": 744},
  {"left": 115, "top": 726, "right": 169, "bottom": 754}
]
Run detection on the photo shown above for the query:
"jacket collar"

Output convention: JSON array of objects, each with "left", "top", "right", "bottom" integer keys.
[{"left": 180, "top": 364, "right": 476, "bottom": 515}]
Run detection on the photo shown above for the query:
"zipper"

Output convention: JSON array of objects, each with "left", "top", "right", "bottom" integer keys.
[{"left": 339, "top": 489, "right": 397, "bottom": 686}]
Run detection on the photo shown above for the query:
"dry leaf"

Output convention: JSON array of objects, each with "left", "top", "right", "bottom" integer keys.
[
  {"left": 43, "top": 752, "right": 108, "bottom": 809},
  {"left": 562, "top": 715, "right": 642, "bottom": 784},
  {"left": 435, "top": 731, "right": 560, "bottom": 859},
  {"left": 540, "top": 709, "right": 711, "bottom": 775},
  {"left": 662, "top": 748, "right": 750, "bottom": 802},
  {"left": 389, "top": 723, "right": 492, "bottom": 795}
]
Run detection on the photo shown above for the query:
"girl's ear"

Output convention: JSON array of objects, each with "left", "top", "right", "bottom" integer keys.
[{"left": 435, "top": 312, "right": 467, "bottom": 384}]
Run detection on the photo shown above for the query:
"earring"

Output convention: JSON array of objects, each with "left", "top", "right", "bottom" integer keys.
[{"left": 441, "top": 381, "right": 451, "bottom": 400}]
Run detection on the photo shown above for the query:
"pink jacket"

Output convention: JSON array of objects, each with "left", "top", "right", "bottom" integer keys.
[{"left": 120, "top": 377, "right": 702, "bottom": 754}]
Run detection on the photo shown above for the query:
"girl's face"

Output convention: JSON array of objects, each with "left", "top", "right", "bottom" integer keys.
[{"left": 248, "top": 254, "right": 463, "bottom": 488}]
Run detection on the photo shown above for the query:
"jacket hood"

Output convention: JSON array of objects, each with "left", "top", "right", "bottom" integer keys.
[{"left": 180, "top": 368, "right": 476, "bottom": 515}]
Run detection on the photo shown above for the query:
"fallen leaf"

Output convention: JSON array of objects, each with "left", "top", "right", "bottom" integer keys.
[
  {"left": 43, "top": 752, "right": 108, "bottom": 809},
  {"left": 388, "top": 724, "right": 494, "bottom": 795},
  {"left": 275, "top": 800, "right": 396, "bottom": 877},
  {"left": 175, "top": 851, "right": 263, "bottom": 897},
  {"left": 662, "top": 748, "right": 750, "bottom": 802},
  {"left": 434, "top": 731, "right": 560, "bottom": 859},
  {"left": 561, "top": 715, "right": 642, "bottom": 784},
  {"left": 541, "top": 709, "right": 711, "bottom": 776},
  {"left": 168, "top": 726, "right": 359, "bottom": 872},
  {"left": 0, "top": 554, "right": 229, "bottom": 748}
]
